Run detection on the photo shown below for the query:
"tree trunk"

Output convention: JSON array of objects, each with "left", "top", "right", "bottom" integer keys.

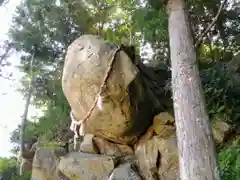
[
  {"left": 19, "top": 78, "right": 34, "bottom": 155},
  {"left": 167, "top": 0, "right": 220, "bottom": 179},
  {"left": 19, "top": 54, "right": 35, "bottom": 174}
]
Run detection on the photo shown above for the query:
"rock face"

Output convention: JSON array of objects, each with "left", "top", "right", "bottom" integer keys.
[
  {"left": 153, "top": 112, "right": 176, "bottom": 138},
  {"left": 29, "top": 113, "right": 179, "bottom": 180},
  {"left": 29, "top": 119, "right": 179, "bottom": 180},
  {"left": 31, "top": 148, "right": 67, "bottom": 180},
  {"left": 93, "top": 136, "right": 133, "bottom": 156},
  {"left": 135, "top": 135, "right": 179, "bottom": 180},
  {"left": 133, "top": 112, "right": 179, "bottom": 180},
  {"left": 58, "top": 152, "right": 115, "bottom": 180},
  {"left": 62, "top": 35, "right": 155, "bottom": 144}
]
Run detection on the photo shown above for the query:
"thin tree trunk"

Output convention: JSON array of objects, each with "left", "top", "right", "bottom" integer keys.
[
  {"left": 19, "top": 54, "right": 35, "bottom": 167},
  {"left": 167, "top": 0, "right": 220, "bottom": 179},
  {"left": 207, "top": 33, "right": 215, "bottom": 62}
]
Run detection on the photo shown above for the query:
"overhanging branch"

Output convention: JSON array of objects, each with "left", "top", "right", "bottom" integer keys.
[{"left": 194, "top": 0, "right": 228, "bottom": 48}]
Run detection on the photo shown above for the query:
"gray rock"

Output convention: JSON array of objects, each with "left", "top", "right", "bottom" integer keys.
[
  {"left": 59, "top": 152, "right": 116, "bottom": 180},
  {"left": 80, "top": 134, "right": 99, "bottom": 154},
  {"left": 31, "top": 148, "right": 61, "bottom": 180},
  {"left": 108, "top": 163, "right": 142, "bottom": 180}
]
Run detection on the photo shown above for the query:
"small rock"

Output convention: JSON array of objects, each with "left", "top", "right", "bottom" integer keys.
[
  {"left": 93, "top": 137, "right": 120, "bottom": 156},
  {"left": 80, "top": 134, "right": 99, "bottom": 154},
  {"left": 212, "top": 120, "right": 232, "bottom": 144},
  {"left": 93, "top": 136, "right": 133, "bottom": 156},
  {"left": 59, "top": 152, "right": 116, "bottom": 180},
  {"left": 108, "top": 163, "right": 142, "bottom": 180},
  {"left": 153, "top": 112, "right": 174, "bottom": 125},
  {"left": 73, "top": 136, "right": 83, "bottom": 152},
  {"left": 152, "top": 112, "right": 176, "bottom": 138},
  {"left": 31, "top": 148, "right": 61, "bottom": 180}
]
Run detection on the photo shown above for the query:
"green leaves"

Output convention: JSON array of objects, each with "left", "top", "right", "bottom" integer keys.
[
  {"left": 133, "top": 7, "right": 168, "bottom": 42},
  {"left": 200, "top": 61, "right": 240, "bottom": 125},
  {"left": 0, "top": 157, "right": 16, "bottom": 172},
  {"left": 219, "top": 139, "right": 240, "bottom": 180},
  {"left": 0, "top": 156, "right": 31, "bottom": 180}
]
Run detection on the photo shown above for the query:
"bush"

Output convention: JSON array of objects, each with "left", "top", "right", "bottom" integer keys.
[
  {"left": 218, "top": 139, "right": 240, "bottom": 180},
  {"left": 200, "top": 62, "right": 240, "bottom": 124},
  {"left": 11, "top": 172, "right": 31, "bottom": 180}
]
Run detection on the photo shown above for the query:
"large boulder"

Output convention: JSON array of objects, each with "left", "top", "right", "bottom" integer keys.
[{"left": 62, "top": 35, "right": 155, "bottom": 144}]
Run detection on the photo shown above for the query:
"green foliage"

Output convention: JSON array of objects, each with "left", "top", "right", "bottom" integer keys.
[
  {"left": 0, "top": 157, "right": 31, "bottom": 180},
  {"left": 11, "top": 172, "right": 31, "bottom": 180},
  {"left": 0, "top": 157, "right": 17, "bottom": 172},
  {"left": 0, "top": 157, "right": 18, "bottom": 180},
  {"left": 36, "top": 92, "right": 70, "bottom": 142},
  {"left": 9, "top": 88, "right": 69, "bottom": 149},
  {"left": 200, "top": 62, "right": 240, "bottom": 124},
  {"left": 219, "top": 139, "right": 240, "bottom": 180}
]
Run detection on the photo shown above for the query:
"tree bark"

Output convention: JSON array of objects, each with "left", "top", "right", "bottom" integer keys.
[
  {"left": 19, "top": 54, "right": 35, "bottom": 173},
  {"left": 167, "top": 0, "right": 220, "bottom": 180},
  {"left": 20, "top": 78, "right": 34, "bottom": 156}
]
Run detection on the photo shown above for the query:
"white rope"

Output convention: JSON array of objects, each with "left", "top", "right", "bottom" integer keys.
[
  {"left": 70, "top": 110, "right": 82, "bottom": 125},
  {"left": 69, "top": 110, "right": 82, "bottom": 138}
]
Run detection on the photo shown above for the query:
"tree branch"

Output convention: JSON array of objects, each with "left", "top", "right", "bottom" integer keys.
[
  {"left": 0, "top": 43, "right": 12, "bottom": 66},
  {"left": 194, "top": 0, "right": 228, "bottom": 48}
]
